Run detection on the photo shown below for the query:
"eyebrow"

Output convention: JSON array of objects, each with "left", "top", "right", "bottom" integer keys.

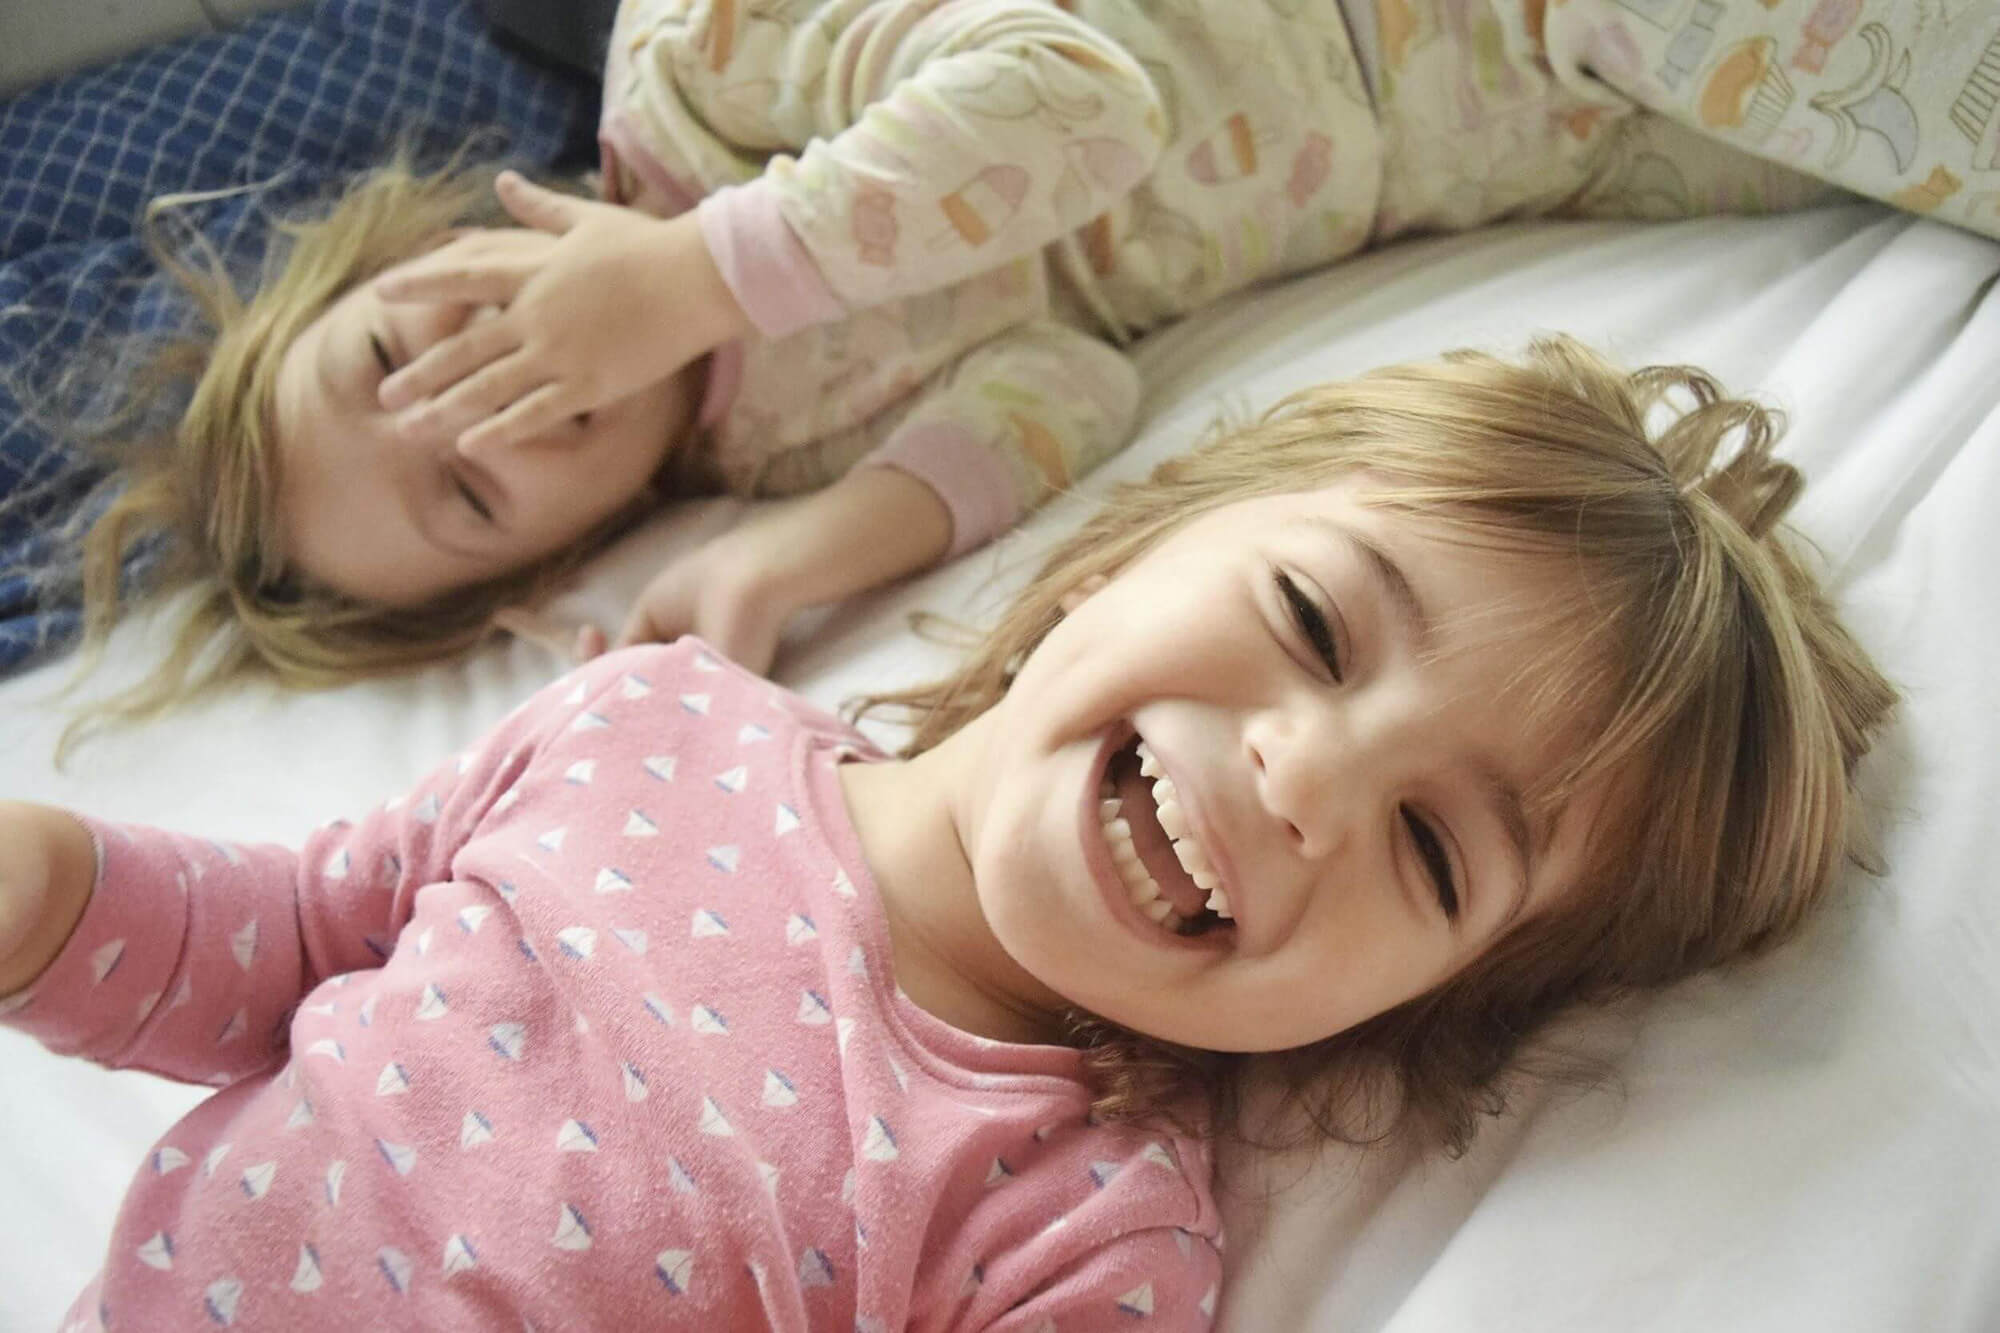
[{"left": 1286, "top": 514, "right": 1435, "bottom": 655}]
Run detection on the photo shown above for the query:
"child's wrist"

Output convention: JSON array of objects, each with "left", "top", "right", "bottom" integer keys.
[{"left": 664, "top": 211, "right": 755, "bottom": 354}]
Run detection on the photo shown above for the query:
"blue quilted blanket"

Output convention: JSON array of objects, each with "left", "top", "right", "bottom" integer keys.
[{"left": 0, "top": 0, "right": 592, "bottom": 673}]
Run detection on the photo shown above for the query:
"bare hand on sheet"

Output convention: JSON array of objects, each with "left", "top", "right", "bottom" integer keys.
[
  {"left": 0, "top": 803, "right": 98, "bottom": 997},
  {"left": 374, "top": 172, "right": 750, "bottom": 455},
  {"left": 573, "top": 530, "right": 794, "bottom": 676}
]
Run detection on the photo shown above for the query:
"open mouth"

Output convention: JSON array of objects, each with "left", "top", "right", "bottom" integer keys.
[{"left": 1098, "top": 735, "right": 1236, "bottom": 939}]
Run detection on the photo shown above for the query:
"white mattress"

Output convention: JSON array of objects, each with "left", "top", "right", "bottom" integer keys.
[{"left": 4, "top": 204, "right": 1996, "bottom": 1330}]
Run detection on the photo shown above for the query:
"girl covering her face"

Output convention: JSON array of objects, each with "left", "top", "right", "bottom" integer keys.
[{"left": 0, "top": 340, "right": 1895, "bottom": 1327}]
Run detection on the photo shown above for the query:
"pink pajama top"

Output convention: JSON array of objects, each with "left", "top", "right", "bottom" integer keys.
[{"left": 4, "top": 641, "right": 1223, "bottom": 1330}]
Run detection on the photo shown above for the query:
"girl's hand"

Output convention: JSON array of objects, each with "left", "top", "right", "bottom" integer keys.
[
  {"left": 609, "top": 536, "right": 797, "bottom": 676},
  {"left": 376, "top": 172, "right": 751, "bottom": 455},
  {"left": 0, "top": 803, "right": 97, "bottom": 998}
]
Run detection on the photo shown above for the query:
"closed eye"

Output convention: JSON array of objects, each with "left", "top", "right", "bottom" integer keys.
[
  {"left": 1275, "top": 570, "right": 1343, "bottom": 682},
  {"left": 1401, "top": 805, "right": 1460, "bottom": 922},
  {"left": 450, "top": 471, "right": 495, "bottom": 523}
]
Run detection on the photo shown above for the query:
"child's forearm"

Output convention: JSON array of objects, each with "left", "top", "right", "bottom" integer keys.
[
  {"left": 749, "top": 465, "right": 954, "bottom": 613},
  {"left": 0, "top": 803, "right": 97, "bottom": 997}
]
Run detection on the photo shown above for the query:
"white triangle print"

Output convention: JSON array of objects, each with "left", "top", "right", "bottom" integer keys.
[
  {"left": 642, "top": 993, "right": 675, "bottom": 1026},
  {"left": 713, "top": 764, "right": 748, "bottom": 793},
  {"left": 0, "top": 991, "right": 31, "bottom": 1019},
  {"left": 614, "top": 928, "right": 649, "bottom": 955},
  {"left": 570, "top": 710, "right": 610, "bottom": 732},
  {"left": 1090, "top": 1160, "right": 1120, "bottom": 1188},
  {"left": 557, "top": 926, "right": 597, "bottom": 959},
  {"left": 961, "top": 1265, "right": 984, "bottom": 1297},
  {"left": 1142, "top": 1141, "right": 1178, "bottom": 1172},
  {"left": 415, "top": 983, "right": 448, "bottom": 1021},
  {"left": 757, "top": 1160, "right": 781, "bottom": 1196},
  {"left": 152, "top": 1145, "right": 190, "bottom": 1176},
  {"left": 623, "top": 809, "right": 658, "bottom": 837},
  {"left": 785, "top": 914, "right": 817, "bottom": 945},
  {"left": 887, "top": 1053, "right": 909, "bottom": 1093},
  {"left": 705, "top": 845, "right": 740, "bottom": 873},
  {"left": 643, "top": 755, "right": 677, "bottom": 781},
  {"left": 1116, "top": 1283, "right": 1155, "bottom": 1317},
  {"left": 667, "top": 1157, "right": 697, "bottom": 1194},
  {"left": 89, "top": 938, "right": 126, "bottom": 985},
  {"left": 985, "top": 1158, "right": 1011, "bottom": 1187},
  {"left": 230, "top": 919, "right": 259, "bottom": 971},
  {"left": 215, "top": 1007, "right": 248, "bottom": 1045},
  {"left": 376, "top": 1063, "right": 411, "bottom": 1097},
  {"left": 832, "top": 869, "right": 856, "bottom": 898},
  {"left": 494, "top": 787, "right": 520, "bottom": 815},
  {"left": 204, "top": 1277, "right": 243, "bottom": 1325},
  {"left": 836, "top": 1017, "right": 856, "bottom": 1054},
  {"left": 1200, "top": 1283, "right": 1218, "bottom": 1316},
  {"left": 442, "top": 1234, "right": 478, "bottom": 1278},
  {"left": 796, "top": 990, "right": 832, "bottom": 1025},
  {"left": 697, "top": 1096, "right": 733, "bottom": 1137},
  {"left": 286, "top": 1098, "right": 315, "bottom": 1131},
  {"left": 171, "top": 976, "right": 193, "bottom": 1010},
  {"left": 307, "top": 1037, "right": 344, "bottom": 1063},
  {"left": 594, "top": 867, "right": 633, "bottom": 894},
  {"left": 457, "top": 905, "right": 493, "bottom": 934},
  {"left": 211, "top": 841, "right": 245, "bottom": 867},
  {"left": 538, "top": 828, "right": 568, "bottom": 854},
  {"left": 358, "top": 994, "right": 378, "bottom": 1027},
  {"left": 848, "top": 944, "right": 867, "bottom": 976},
  {"left": 302, "top": 1000, "right": 336, "bottom": 1017},
  {"left": 622, "top": 1063, "right": 649, "bottom": 1102},
  {"left": 137, "top": 1231, "right": 174, "bottom": 1271},
  {"left": 414, "top": 926, "right": 434, "bottom": 956},
  {"left": 738, "top": 722, "right": 771, "bottom": 744},
  {"left": 620, "top": 673, "right": 652, "bottom": 699},
  {"left": 679, "top": 692, "right": 711, "bottom": 714},
  {"left": 291, "top": 1244, "right": 323, "bottom": 1294},
  {"left": 238, "top": 1161, "right": 277, "bottom": 1199},
  {"left": 761, "top": 1070, "right": 799, "bottom": 1108},
  {"left": 856, "top": 1318, "right": 888, "bottom": 1333},
  {"left": 412, "top": 793, "right": 441, "bottom": 825},
  {"left": 798, "top": 1247, "right": 835, "bottom": 1289},
  {"left": 324, "top": 1159, "right": 347, "bottom": 1206},
  {"left": 841, "top": 1168, "right": 857, "bottom": 1205},
  {"left": 655, "top": 1249, "right": 694, "bottom": 1295},
  {"left": 1172, "top": 1228, "right": 1193, "bottom": 1258},
  {"left": 460, "top": 1111, "right": 495, "bottom": 1149},
  {"left": 377, "top": 1138, "right": 417, "bottom": 1176},
  {"left": 323, "top": 848, "right": 350, "bottom": 880},
  {"left": 552, "top": 1203, "right": 593, "bottom": 1251},
  {"left": 496, "top": 880, "right": 519, "bottom": 905},
  {"left": 488, "top": 1022, "right": 527, "bottom": 1061},
  {"left": 690, "top": 909, "right": 730, "bottom": 939},
  {"left": 557, "top": 1119, "right": 600, "bottom": 1152},
  {"left": 691, "top": 1004, "right": 729, "bottom": 1035},
  {"left": 564, "top": 759, "right": 596, "bottom": 785},
  {"left": 774, "top": 803, "right": 800, "bottom": 836},
  {"left": 862, "top": 1115, "right": 899, "bottom": 1162},
  {"left": 376, "top": 1245, "right": 413, "bottom": 1294},
  {"left": 693, "top": 653, "right": 721, "bottom": 672},
  {"left": 564, "top": 679, "right": 589, "bottom": 706}
]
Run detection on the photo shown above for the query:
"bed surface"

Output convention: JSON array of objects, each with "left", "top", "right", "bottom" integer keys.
[{"left": 3, "top": 204, "right": 1996, "bottom": 1330}]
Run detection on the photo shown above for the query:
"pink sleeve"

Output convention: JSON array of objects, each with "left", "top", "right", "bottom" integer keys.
[{"left": 0, "top": 655, "right": 638, "bottom": 1086}]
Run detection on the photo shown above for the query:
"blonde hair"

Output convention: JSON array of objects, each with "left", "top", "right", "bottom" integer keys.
[
  {"left": 38, "top": 157, "right": 647, "bottom": 753},
  {"left": 869, "top": 336, "right": 1896, "bottom": 1155}
]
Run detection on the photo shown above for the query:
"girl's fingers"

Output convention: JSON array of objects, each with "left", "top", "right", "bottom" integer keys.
[
  {"left": 375, "top": 257, "right": 532, "bottom": 307},
  {"left": 398, "top": 352, "right": 546, "bottom": 443},
  {"left": 573, "top": 624, "right": 608, "bottom": 662},
  {"left": 379, "top": 318, "right": 518, "bottom": 411},
  {"left": 497, "top": 171, "right": 586, "bottom": 235},
  {"left": 614, "top": 602, "right": 660, "bottom": 650},
  {"left": 456, "top": 380, "right": 577, "bottom": 455}
]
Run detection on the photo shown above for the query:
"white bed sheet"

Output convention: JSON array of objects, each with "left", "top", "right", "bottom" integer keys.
[{"left": 3, "top": 203, "right": 1996, "bottom": 1331}]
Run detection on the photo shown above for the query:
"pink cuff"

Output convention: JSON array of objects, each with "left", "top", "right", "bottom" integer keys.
[
  {"left": 862, "top": 422, "right": 1021, "bottom": 559},
  {"left": 697, "top": 181, "right": 848, "bottom": 341}
]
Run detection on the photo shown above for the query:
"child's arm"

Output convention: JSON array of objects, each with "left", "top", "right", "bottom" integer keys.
[
  {"left": 374, "top": 0, "right": 1166, "bottom": 452},
  {"left": 0, "top": 658, "right": 624, "bottom": 1084},
  {"left": 0, "top": 803, "right": 97, "bottom": 999},
  {"left": 607, "top": 463, "right": 951, "bottom": 673},
  {"left": 605, "top": 318, "right": 1141, "bottom": 668}
]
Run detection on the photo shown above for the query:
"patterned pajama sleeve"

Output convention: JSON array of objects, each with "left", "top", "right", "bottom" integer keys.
[
  {"left": 1537, "top": 0, "right": 2000, "bottom": 241},
  {"left": 0, "top": 663, "right": 602, "bottom": 1085},
  {"left": 607, "top": 0, "right": 1169, "bottom": 338}
]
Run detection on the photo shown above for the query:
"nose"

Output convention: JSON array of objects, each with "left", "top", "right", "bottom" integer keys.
[{"left": 1245, "top": 699, "right": 1389, "bottom": 860}]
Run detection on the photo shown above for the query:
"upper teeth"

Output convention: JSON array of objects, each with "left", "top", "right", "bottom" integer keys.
[{"left": 1100, "top": 740, "right": 1234, "bottom": 920}]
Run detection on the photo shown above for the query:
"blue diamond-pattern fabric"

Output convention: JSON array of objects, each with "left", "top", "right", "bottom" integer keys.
[{"left": 0, "top": 0, "right": 593, "bottom": 673}]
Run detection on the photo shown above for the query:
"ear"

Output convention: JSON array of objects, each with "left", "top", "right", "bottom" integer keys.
[{"left": 1058, "top": 573, "right": 1109, "bottom": 614}]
